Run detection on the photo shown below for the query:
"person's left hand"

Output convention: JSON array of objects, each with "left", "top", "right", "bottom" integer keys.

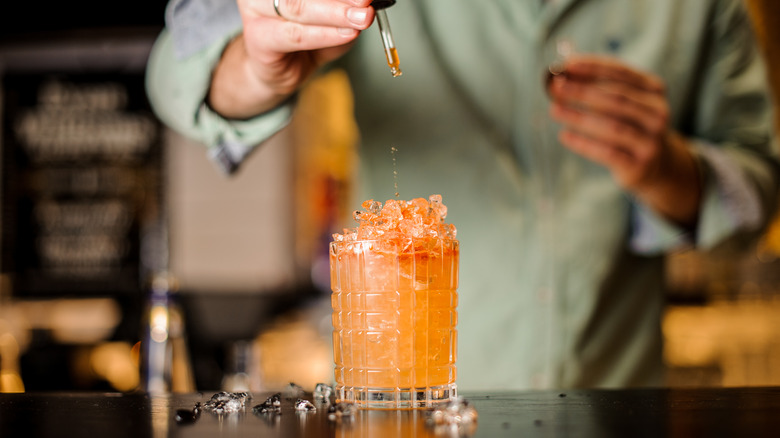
[{"left": 547, "top": 54, "right": 702, "bottom": 228}]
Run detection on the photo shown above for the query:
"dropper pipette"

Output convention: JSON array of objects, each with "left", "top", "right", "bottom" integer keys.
[{"left": 371, "top": 0, "right": 402, "bottom": 77}]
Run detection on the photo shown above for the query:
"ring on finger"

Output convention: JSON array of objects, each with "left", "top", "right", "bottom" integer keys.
[{"left": 273, "top": 0, "right": 286, "bottom": 20}]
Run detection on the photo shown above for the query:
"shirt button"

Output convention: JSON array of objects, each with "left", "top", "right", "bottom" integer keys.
[
  {"left": 537, "top": 287, "right": 552, "bottom": 303},
  {"left": 532, "top": 373, "right": 547, "bottom": 389},
  {"left": 537, "top": 199, "right": 553, "bottom": 215}
]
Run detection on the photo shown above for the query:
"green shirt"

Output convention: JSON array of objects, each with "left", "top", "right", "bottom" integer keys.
[{"left": 146, "top": 0, "right": 779, "bottom": 390}]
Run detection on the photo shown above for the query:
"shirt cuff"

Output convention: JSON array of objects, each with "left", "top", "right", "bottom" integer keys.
[
  {"left": 694, "top": 141, "right": 762, "bottom": 248},
  {"left": 629, "top": 141, "right": 762, "bottom": 254},
  {"left": 197, "top": 96, "right": 297, "bottom": 175},
  {"left": 629, "top": 203, "right": 692, "bottom": 255}
]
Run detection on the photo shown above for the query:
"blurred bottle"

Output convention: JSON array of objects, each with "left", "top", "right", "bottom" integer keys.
[{"left": 139, "top": 273, "right": 195, "bottom": 394}]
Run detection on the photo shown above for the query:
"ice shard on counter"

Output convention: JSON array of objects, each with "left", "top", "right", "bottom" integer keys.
[
  {"left": 202, "top": 391, "right": 251, "bottom": 414},
  {"left": 314, "top": 383, "right": 333, "bottom": 404},
  {"left": 253, "top": 393, "right": 282, "bottom": 414},
  {"left": 294, "top": 399, "right": 317, "bottom": 412}
]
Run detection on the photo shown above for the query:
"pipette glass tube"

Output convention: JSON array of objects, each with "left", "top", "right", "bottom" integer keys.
[{"left": 375, "top": 9, "right": 402, "bottom": 77}]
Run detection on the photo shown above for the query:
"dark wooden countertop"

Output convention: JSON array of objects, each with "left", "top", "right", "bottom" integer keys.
[{"left": 1, "top": 387, "right": 780, "bottom": 437}]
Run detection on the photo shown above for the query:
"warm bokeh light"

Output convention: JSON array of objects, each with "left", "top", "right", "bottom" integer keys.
[
  {"left": 150, "top": 305, "right": 169, "bottom": 343},
  {"left": 15, "top": 298, "right": 121, "bottom": 345},
  {"left": 255, "top": 311, "right": 333, "bottom": 392},
  {"left": 89, "top": 342, "right": 140, "bottom": 392},
  {"left": 664, "top": 297, "right": 780, "bottom": 387}
]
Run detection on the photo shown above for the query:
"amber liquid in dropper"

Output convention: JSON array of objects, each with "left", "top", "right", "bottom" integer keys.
[
  {"left": 385, "top": 47, "right": 401, "bottom": 78},
  {"left": 376, "top": 9, "right": 402, "bottom": 77}
]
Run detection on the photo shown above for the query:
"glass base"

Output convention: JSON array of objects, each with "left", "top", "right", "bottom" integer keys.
[{"left": 335, "top": 384, "right": 457, "bottom": 409}]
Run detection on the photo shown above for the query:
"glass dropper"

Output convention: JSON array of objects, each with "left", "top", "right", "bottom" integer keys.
[{"left": 371, "top": 0, "right": 402, "bottom": 77}]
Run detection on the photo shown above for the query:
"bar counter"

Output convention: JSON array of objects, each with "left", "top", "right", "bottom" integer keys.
[{"left": 1, "top": 387, "right": 779, "bottom": 437}]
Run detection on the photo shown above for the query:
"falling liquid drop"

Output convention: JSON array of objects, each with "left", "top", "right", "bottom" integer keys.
[{"left": 391, "top": 146, "right": 399, "bottom": 198}]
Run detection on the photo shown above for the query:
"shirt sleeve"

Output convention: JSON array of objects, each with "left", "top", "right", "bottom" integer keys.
[
  {"left": 629, "top": 0, "right": 780, "bottom": 255},
  {"left": 630, "top": 141, "right": 772, "bottom": 254},
  {"left": 145, "top": 0, "right": 295, "bottom": 174}
]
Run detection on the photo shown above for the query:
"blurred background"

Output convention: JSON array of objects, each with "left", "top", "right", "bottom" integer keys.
[{"left": 0, "top": 0, "right": 778, "bottom": 394}]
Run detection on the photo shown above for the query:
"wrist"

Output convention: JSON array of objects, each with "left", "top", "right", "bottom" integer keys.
[
  {"left": 635, "top": 132, "right": 703, "bottom": 229},
  {"left": 207, "top": 34, "right": 290, "bottom": 119}
]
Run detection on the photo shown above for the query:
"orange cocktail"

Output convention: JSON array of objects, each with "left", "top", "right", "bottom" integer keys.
[{"left": 330, "top": 195, "right": 458, "bottom": 408}]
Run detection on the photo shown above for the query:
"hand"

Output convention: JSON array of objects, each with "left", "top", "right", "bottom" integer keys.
[
  {"left": 208, "top": 0, "right": 375, "bottom": 119},
  {"left": 547, "top": 55, "right": 702, "bottom": 228}
]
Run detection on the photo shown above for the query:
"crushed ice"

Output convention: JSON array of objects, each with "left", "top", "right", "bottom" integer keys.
[
  {"left": 327, "top": 402, "right": 357, "bottom": 422},
  {"left": 334, "top": 195, "right": 456, "bottom": 243},
  {"left": 252, "top": 393, "right": 282, "bottom": 414},
  {"left": 427, "top": 397, "right": 478, "bottom": 434},
  {"left": 294, "top": 399, "right": 317, "bottom": 412},
  {"left": 313, "top": 383, "right": 333, "bottom": 404},
  {"left": 174, "top": 402, "right": 201, "bottom": 425},
  {"left": 202, "top": 391, "right": 252, "bottom": 415},
  {"left": 176, "top": 385, "right": 366, "bottom": 428}
]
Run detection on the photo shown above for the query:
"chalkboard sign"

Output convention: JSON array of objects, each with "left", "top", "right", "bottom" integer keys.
[{"left": 1, "top": 73, "right": 163, "bottom": 297}]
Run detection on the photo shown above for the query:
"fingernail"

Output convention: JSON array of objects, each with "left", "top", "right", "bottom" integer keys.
[
  {"left": 347, "top": 7, "right": 368, "bottom": 25},
  {"left": 338, "top": 27, "right": 358, "bottom": 36}
]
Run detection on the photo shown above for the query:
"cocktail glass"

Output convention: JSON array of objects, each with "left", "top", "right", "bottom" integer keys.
[{"left": 330, "top": 237, "right": 459, "bottom": 409}]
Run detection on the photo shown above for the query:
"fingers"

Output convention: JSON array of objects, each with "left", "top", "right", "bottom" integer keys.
[
  {"left": 553, "top": 112, "right": 652, "bottom": 189},
  {"left": 547, "top": 55, "right": 674, "bottom": 189},
  {"left": 239, "top": 0, "right": 374, "bottom": 55},
  {"left": 550, "top": 101, "right": 645, "bottom": 152},
  {"left": 547, "top": 55, "right": 670, "bottom": 153},
  {"left": 550, "top": 76, "right": 668, "bottom": 135},
  {"left": 244, "top": 0, "right": 374, "bottom": 29},
  {"left": 547, "top": 54, "right": 669, "bottom": 136},
  {"left": 557, "top": 128, "right": 634, "bottom": 174},
  {"left": 254, "top": 20, "right": 358, "bottom": 53},
  {"left": 562, "top": 55, "right": 665, "bottom": 93}
]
